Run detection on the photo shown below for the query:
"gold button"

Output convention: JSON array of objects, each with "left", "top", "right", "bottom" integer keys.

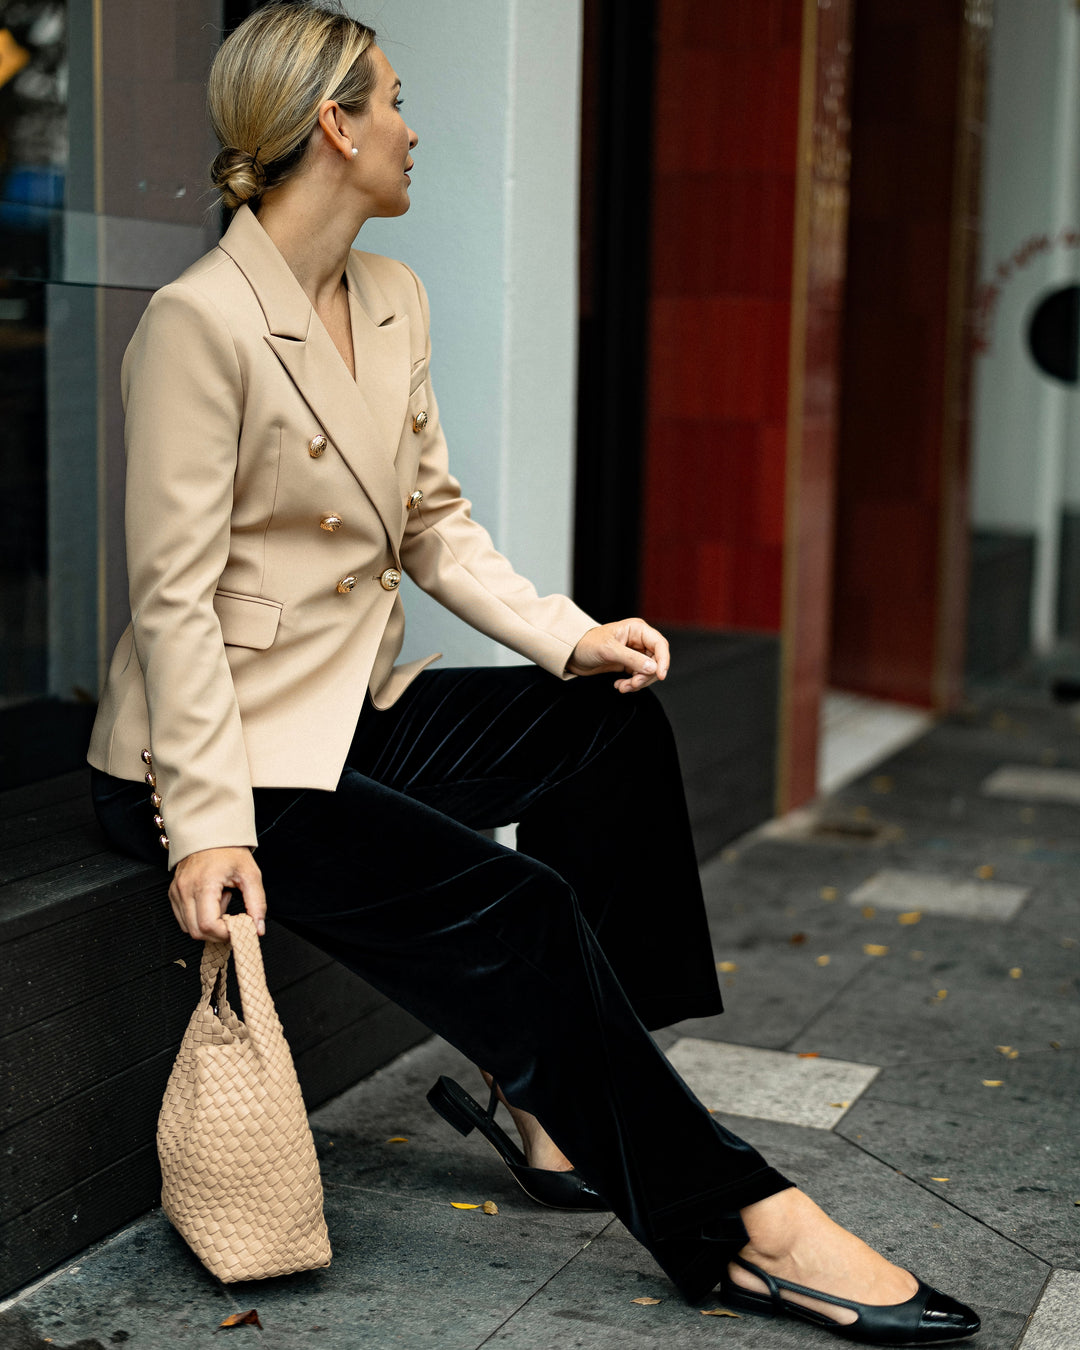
[
  {"left": 320, "top": 514, "right": 343, "bottom": 532},
  {"left": 150, "top": 792, "right": 162, "bottom": 810},
  {"left": 407, "top": 489, "right": 424, "bottom": 510},
  {"left": 159, "top": 833, "right": 170, "bottom": 850},
  {"left": 308, "top": 433, "right": 328, "bottom": 457},
  {"left": 412, "top": 410, "right": 428, "bottom": 434},
  {"left": 153, "top": 813, "right": 165, "bottom": 830},
  {"left": 140, "top": 748, "right": 153, "bottom": 766},
  {"left": 144, "top": 770, "right": 156, "bottom": 788},
  {"left": 337, "top": 575, "right": 357, "bottom": 593},
  {"left": 379, "top": 567, "right": 402, "bottom": 591}
]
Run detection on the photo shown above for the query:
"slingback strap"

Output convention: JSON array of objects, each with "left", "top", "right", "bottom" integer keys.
[{"left": 730, "top": 1256, "right": 865, "bottom": 1316}]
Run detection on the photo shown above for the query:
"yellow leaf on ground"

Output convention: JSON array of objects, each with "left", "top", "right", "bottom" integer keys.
[
  {"left": 483, "top": 1200, "right": 499, "bottom": 1215},
  {"left": 995, "top": 1046, "right": 1012, "bottom": 1055},
  {"left": 631, "top": 1297, "right": 662, "bottom": 1305},
  {"left": 451, "top": 1202, "right": 480, "bottom": 1209},
  {"left": 716, "top": 961, "right": 738, "bottom": 973},
  {"left": 1050, "top": 1041, "right": 1062, "bottom": 1050},
  {"left": 386, "top": 1136, "right": 409, "bottom": 1143},
  {"left": 829, "top": 1101, "right": 851, "bottom": 1109},
  {"left": 820, "top": 886, "right": 838, "bottom": 901},
  {"left": 932, "top": 989, "right": 948, "bottom": 1001},
  {"left": 910, "top": 950, "right": 925, "bottom": 960},
  {"left": 861, "top": 906, "right": 877, "bottom": 919},
  {"left": 931, "top": 1177, "right": 950, "bottom": 1182},
  {"left": 1007, "top": 1049, "right": 1019, "bottom": 1059},
  {"left": 897, "top": 911, "right": 922, "bottom": 925},
  {"left": 816, "top": 954, "right": 831, "bottom": 966},
  {"left": 701, "top": 1308, "right": 741, "bottom": 1317},
  {"left": 982, "top": 1080, "right": 1003, "bottom": 1088},
  {"left": 1009, "top": 967, "right": 1023, "bottom": 979},
  {"left": 975, "top": 864, "right": 995, "bottom": 879},
  {"left": 863, "top": 944, "right": 889, "bottom": 956},
  {"left": 220, "top": 1310, "right": 262, "bottom": 1328},
  {"left": 797, "top": 1052, "right": 820, "bottom": 1059},
  {"left": 173, "top": 958, "right": 187, "bottom": 968}
]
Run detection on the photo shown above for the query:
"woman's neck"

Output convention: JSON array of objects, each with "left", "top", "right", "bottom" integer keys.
[{"left": 255, "top": 187, "right": 367, "bottom": 310}]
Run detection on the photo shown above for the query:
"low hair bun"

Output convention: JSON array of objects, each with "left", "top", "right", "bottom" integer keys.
[{"left": 210, "top": 145, "right": 267, "bottom": 210}]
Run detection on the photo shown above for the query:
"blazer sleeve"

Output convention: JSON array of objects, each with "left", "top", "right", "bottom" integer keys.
[
  {"left": 397, "top": 267, "right": 598, "bottom": 675},
  {"left": 122, "top": 281, "right": 257, "bottom": 867}
]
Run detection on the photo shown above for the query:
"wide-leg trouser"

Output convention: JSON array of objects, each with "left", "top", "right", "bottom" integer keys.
[{"left": 92, "top": 665, "right": 791, "bottom": 1300}]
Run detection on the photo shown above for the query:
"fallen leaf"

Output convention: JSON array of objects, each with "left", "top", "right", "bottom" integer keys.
[
  {"left": 930, "top": 1177, "right": 950, "bottom": 1182},
  {"left": 220, "top": 1310, "right": 262, "bottom": 1329},
  {"left": 861, "top": 905, "right": 877, "bottom": 919},
  {"left": 797, "top": 1052, "right": 820, "bottom": 1059},
  {"left": 910, "top": 950, "right": 925, "bottom": 960},
  {"left": 897, "top": 911, "right": 922, "bottom": 925},
  {"left": 1009, "top": 967, "right": 1023, "bottom": 979},
  {"left": 451, "top": 1202, "right": 480, "bottom": 1210},
  {"left": 815, "top": 954, "right": 831, "bottom": 966},
  {"left": 483, "top": 1200, "right": 499, "bottom": 1215},
  {"left": 631, "top": 1296, "right": 662, "bottom": 1305},
  {"left": 1051, "top": 1041, "right": 1062, "bottom": 1050},
  {"left": 716, "top": 960, "right": 738, "bottom": 973},
  {"left": 700, "top": 1308, "right": 740, "bottom": 1317},
  {"left": 173, "top": 958, "right": 187, "bottom": 968},
  {"left": 975, "top": 864, "right": 995, "bottom": 879},
  {"left": 932, "top": 1222, "right": 943, "bottom": 1229},
  {"left": 386, "top": 1136, "right": 409, "bottom": 1143},
  {"left": 982, "top": 1080, "right": 1003, "bottom": 1088},
  {"left": 789, "top": 932, "right": 807, "bottom": 945},
  {"left": 931, "top": 989, "right": 948, "bottom": 1001},
  {"left": 995, "top": 1046, "right": 1012, "bottom": 1056},
  {"left": 829, "top": 1101, "right": 851, "bottom": 1109},
  {"left": 820, "top": 886, "right": 838, "bottom": 901},
  {"left": 863, "top": 943, "right": 889, "bottom": 956}
]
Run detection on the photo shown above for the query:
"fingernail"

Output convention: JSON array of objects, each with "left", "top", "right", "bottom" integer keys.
[
  {"left": 642, "top": 659, "right": 656, "bottom": 674},
  {"left": 257, "top": 919, "right": 266, "bottom": 936}
]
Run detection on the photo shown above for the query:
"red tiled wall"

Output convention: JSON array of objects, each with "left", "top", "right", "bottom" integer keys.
[{"left": 641, "top": 1, "right": 804, "bottom": 631}]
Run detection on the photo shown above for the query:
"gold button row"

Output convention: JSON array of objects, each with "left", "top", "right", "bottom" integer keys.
[{"left": 141, "top": 748, "right": 169, "bottom": 850}]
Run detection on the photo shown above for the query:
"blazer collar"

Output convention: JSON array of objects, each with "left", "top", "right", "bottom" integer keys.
[{"left": 218, "top": 206, "right": 411, "bottom": 558}]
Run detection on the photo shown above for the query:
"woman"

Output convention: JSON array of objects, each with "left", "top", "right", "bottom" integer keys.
[{"left": 88, "top": 4, "right": 979, "bottom": 1342}]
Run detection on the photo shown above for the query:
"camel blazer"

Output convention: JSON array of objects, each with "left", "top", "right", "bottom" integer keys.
[{"left": 87, "top": 204, "right": 595, "bottom": 868}]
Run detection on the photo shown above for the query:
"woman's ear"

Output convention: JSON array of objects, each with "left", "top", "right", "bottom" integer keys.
[{"left": 316, "top": 100, "right": 354, "bottom": 159}]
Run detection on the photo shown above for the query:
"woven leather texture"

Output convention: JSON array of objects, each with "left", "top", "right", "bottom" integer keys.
[{"left": 157, "top": 913, "right": 332, "bottom": 1282}]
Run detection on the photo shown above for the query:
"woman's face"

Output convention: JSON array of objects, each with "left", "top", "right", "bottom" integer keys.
[{"left": 350, "top": 46, "right": 417, "bottom": 219}]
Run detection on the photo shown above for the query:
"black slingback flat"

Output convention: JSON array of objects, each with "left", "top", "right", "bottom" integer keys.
[
  {"left": 717, "top": 1255, "right": 981, "bottom": 1346},
  {"left": 426, "top": 1075, "right": 609, "bottom": 1211}
]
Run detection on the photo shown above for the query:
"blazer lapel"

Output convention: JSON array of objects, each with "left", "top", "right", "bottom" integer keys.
[{"left": 219, "top": 206, "right": 410, "bottom": 557}]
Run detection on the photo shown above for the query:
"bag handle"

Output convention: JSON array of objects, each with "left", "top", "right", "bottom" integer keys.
[{"left": 202, "top": 912, "right": 281, "bottom": 1054}]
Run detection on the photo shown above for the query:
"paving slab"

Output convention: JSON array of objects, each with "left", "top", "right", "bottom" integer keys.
[
  {"left": 848, "top": 869, "right": 1030, "bottom": 921},
  {"left": 1016, "top": 1269, "right": 1080, "bottom": 1350},
  {"left": 665, "top": 1038, "right": 879, "bottom": 1130},
  {"left": 982, "top": 765, "right": 1080, "bottom": 805},
  {"left": 837, "top": 1097, "right": 1080, "bottom": 1269}
]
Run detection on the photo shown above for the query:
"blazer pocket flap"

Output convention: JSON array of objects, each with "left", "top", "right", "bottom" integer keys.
[{"left": 213, "top": 590, "right": 283, "bottom": 650}]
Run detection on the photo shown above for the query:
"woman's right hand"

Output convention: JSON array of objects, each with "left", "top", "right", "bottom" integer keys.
[{"left": 168, "top": 846, "right": 267, "bottom": 942}]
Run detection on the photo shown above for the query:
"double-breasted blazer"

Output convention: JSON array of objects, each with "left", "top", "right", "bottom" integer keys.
[{"left": 88, "top": 204, "right": 595, "bottom": 868}]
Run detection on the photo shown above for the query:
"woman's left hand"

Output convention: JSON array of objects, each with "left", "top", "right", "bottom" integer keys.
[{"left": 567, "top": 618, "right": 670, "bottom": 693}]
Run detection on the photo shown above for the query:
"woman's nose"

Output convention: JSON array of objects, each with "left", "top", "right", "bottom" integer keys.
[{"left": 408, "top": 126, "right": 418, "bottom": 149}]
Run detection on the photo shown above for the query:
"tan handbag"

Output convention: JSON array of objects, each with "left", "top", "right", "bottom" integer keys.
[{"left": 157, "top": 912, "right": 332, "bottom": 1282}]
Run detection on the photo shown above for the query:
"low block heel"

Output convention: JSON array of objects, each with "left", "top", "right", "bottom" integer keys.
[
  {"left": 425, "top": 1075, "right": 478, "bottom": 1138},
  {"left": 424, "top": 1074, "right": 610, "bottom": 1212}
]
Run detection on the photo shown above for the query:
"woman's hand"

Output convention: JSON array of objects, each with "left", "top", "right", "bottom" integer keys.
[
  {"left": 567, "top": 618, "right": 671, "bottom": 693},
  {"left": 169, "top": 846, "right": 267, "bottom": 942}
]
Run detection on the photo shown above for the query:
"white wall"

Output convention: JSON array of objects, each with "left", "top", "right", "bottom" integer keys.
[
  {"left": 349, "top": 0, "right": 584, "bottom": 665},
  {"left": 971, "top": 0, "right": 1080, "bottom": 649}
]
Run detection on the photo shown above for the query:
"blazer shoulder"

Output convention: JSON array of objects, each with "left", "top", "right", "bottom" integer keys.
[{"left": 351, "top": 249, "right": 426, "bottom": 313}]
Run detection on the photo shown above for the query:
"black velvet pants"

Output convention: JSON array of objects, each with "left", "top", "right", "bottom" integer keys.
[{"left": 91, "top": 665, "right": 791, "bottom": 1300}]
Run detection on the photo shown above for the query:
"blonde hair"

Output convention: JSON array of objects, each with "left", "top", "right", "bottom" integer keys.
[{"left": 208, "top": 1, "right": 377, "bottom": 210}]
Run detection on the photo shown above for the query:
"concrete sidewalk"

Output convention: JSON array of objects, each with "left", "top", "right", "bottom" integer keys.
[{"left": 3, "top": 693, "right": 1078, "bottom": 1349}]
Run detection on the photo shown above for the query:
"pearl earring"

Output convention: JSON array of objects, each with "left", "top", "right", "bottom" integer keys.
[{"left": 350, "top": 147, "right": 358, "bottom": 157}]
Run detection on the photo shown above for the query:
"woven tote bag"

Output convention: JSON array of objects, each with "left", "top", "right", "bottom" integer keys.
[{"left": 157, "top": 912, "right": 331, "bottom": 1282}]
